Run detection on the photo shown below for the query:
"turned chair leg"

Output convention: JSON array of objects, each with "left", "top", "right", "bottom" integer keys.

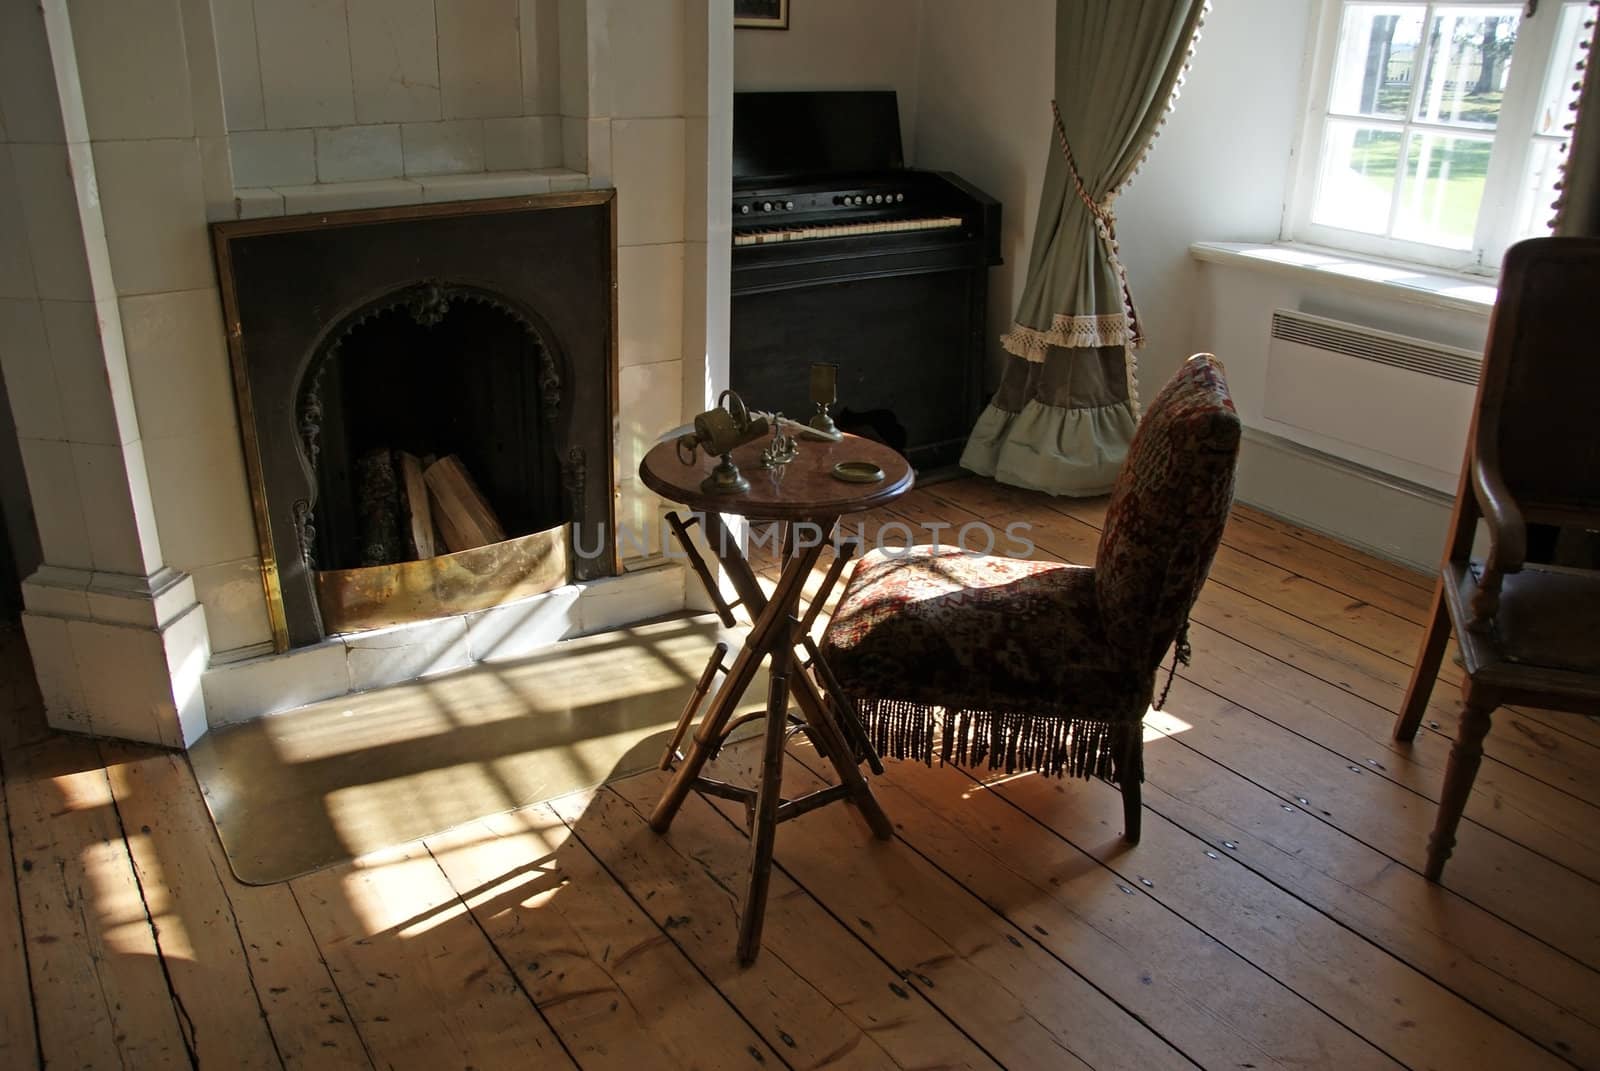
[
  {"left": 1119, "top": 727, "right": 1142, "bottom": 844},
  {"left": 1425, "top": 694, "right": 1496, "bottom": 882},
  {"left": 1396, "top": 577, "right": 1451, "bottom": 742}
]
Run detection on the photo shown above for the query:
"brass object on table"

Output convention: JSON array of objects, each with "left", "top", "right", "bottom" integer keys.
[
  {"left": 758, "top": 413, "right": 801, "bottom": 469},
  {"left": 314, "top": 524, "right": 568, "bottom": 634},
  {"left": 807, "top": 362, "right": 844, "bottom": 441},
  {"left": 675, "top": 389, "right": 770, "bottom": 494},
  {"left": 831, "top": 460, "right": 885, "bottom": 484}
]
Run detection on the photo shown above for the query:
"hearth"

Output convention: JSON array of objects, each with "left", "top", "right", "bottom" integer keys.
[{"left": 214, "top": 194, "right": 619, "bottom": 651}]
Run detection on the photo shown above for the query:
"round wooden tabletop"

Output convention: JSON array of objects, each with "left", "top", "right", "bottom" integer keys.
[{"left": 639, "top": 429, "right": 914, "bottom": 521}]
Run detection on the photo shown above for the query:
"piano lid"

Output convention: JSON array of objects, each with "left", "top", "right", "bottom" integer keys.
[{"left": 732, "top": 91, "right": 904, "bottom": 181}]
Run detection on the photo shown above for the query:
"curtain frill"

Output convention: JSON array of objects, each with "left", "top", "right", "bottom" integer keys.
[{"left": 960, "top": 397, "right": 1137, "bottom": 497}]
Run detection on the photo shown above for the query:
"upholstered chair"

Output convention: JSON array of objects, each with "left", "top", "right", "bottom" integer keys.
[{"left": 820, "top": 353, "right": 1241, "bottom": 841}]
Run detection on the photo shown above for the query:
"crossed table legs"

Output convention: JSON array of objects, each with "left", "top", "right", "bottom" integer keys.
[{"left": 650, "top": 511, "right": 892, "bottom": 964}]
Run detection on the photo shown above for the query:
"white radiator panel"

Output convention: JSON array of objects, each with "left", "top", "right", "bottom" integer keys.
[{"left": 1263, "top": 310, "right": 1478, "bottom": 479}]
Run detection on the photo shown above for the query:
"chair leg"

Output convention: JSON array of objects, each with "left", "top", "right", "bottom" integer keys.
[
  {"left": 1119, "top": 728, "right": 1142, "bottom": 844},
  {"left": 1425, "top": 695, "right": 1496, "bottom": 882},
  {"left": 1396, "top": 577, "right": 1450, "bottom": 742}
]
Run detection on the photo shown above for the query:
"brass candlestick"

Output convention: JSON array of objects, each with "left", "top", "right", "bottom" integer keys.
[{"left": 808, "top": 362, "right": 844, "bottom": 441}]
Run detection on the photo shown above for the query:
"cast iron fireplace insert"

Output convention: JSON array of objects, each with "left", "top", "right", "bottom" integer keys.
[{"left": 213, "top": 193, "right": 619, "bottom": 651}]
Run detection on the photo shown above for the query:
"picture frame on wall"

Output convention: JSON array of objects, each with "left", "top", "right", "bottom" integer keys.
[{"left": 735, "top": 0, "right": 788, "bottom": 30}]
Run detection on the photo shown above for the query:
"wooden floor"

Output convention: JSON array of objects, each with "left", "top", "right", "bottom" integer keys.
[{"left": 3, "top": 477, "right": 1599, "bottom": 1070}]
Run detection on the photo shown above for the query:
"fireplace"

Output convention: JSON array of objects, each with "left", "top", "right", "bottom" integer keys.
[{"left": 214, "top": 193, "right": 619, "bottom": 651}]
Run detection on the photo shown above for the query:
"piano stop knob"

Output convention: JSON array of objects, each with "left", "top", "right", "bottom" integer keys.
[
  {"left": 852, "top": 195, "right": 864, "bottom": 205},
  {"left": 739, "top": 204, "right": 750, "bottom": 214},
  {"left": 761, "top": 202, "right": 773, "bottom": 211},
  {"left": 785, "top": 200, "right": 795, "bottom": 210}
]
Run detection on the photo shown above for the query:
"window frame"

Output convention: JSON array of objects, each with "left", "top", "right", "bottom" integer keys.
[{"left": 1284, "top": 0, "right": 1578, "bottom": 274}]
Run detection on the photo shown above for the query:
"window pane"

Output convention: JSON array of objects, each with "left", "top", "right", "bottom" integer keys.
[
  {"left": 1534, "top": 2, "right": 1590, "bottom": 136},
  {"left": 1329, "top": 6, "right": 1425, "bottom": 119},
  {"left": 1394, "top": 131, "right": 1492, "bottom": 247},
  {"left": 1414, "top": 7, "right": 1521, "bottom": 128},
  {"left": 1313, "top": 120, "right": 1403, "bottom": 234}
]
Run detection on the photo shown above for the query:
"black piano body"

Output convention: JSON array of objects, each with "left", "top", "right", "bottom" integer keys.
[{"left": 730, "top": 91, "right": 1001, "bottom": 471}]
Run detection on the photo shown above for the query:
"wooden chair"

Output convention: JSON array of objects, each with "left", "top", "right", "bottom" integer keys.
[
  {"left": 1395, "top": 236, "right": 1600, "bottom": 881},
  {"left": 820, "top": 354, "right": 1240, "bottom": 840}
]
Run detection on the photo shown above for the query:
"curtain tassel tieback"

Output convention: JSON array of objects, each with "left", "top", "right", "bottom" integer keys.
[{"left": 1051, "top": 100, "right": 1145, "bottom": 349}]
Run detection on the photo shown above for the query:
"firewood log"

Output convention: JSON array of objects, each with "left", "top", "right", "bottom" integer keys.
[
  {"left": 424, "top": 455, "right": 507, "bottom": 552},
  {"left": 397, "top": 451, "right": 435, "bottom": 559}
]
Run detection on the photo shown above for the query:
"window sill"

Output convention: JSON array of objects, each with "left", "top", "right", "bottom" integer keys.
[{"left": 1189, "top": 241, "right": 1498, "bottom": 316}]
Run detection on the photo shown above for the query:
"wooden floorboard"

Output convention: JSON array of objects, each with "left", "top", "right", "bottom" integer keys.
[
  {"left": 0, "top": 737, "right": 37, "bottom": 1068},
  {"left": 4, "top": 476, "right": 1600, "bottom": 1069}
]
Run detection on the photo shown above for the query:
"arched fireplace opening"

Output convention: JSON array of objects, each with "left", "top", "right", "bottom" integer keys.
[{"left": 298, "top": 283, "right": 568, "bottom": 574}]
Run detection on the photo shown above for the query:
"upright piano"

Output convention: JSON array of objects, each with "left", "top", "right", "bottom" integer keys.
[{"left": 731, "top": 91, "right": 1002, "bottom": 470}]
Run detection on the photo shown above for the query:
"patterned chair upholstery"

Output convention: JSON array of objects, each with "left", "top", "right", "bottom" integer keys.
[{"left": 820, "top": 354, "right": 1241, "bottom": 841}]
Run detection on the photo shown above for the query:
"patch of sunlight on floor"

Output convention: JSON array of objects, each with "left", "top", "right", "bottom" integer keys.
[
  {"left": 962, "top": 769, "right": 1038, "bottom": 797},
  {"left": 262, "top": 625, "right": 716, "bottom": 763},
  {"left": 1144, "top": 707, "right": 1194, "bottom": 741},
  {"left": 86, "top": 835, "right": 193, "bottom": 960}
]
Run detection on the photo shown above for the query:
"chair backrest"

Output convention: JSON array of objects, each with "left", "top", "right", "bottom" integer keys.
[
  {"left": 1095, "top": 353, "right": 1241, "bottom": 666},
  {"left": 1477, "top": 237, "right": 1600, "bottom": 523}
]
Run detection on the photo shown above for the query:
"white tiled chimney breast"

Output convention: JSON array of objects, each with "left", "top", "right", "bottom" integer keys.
[
  {"left": 0, "top": 0, "right": 736, "bottom": 744},
  {"left": 217, "top": 0, "right": 570, "bottom": 186}
]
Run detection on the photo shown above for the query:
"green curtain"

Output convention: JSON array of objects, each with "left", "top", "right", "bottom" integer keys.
[{"left": 961, "top": 0, "right": 1209, "bottom": 496}]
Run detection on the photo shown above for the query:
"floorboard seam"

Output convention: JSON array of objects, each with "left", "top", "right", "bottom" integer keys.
[
  {"left": 558, "top": 787, "right": 800, "bottom": 1071},
  {"left": 95, "top": 754, "right": 199, "bottom": 1069},
  {"left": 202, "top": 849, "right": 289, "bottom": 1070},
  {"left": 418, "top": 839, "right": 584, "bottom": 1069},
  {"left": 285, "top": 884, "right": 380, "bottom": 1070}
]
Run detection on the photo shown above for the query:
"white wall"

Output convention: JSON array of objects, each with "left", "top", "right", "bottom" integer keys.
[
  {"left": 913, "top": 0, "right": 1053, "bottom": 371},
  {"left": 733, "top": 0, "right": 924, "bottom": 158},
  {"left": 213, "top": 0, "right": 564, "bottom": 186},
  {"left": 1115, "top": 0, "right": 1315, "bottom": 391}
]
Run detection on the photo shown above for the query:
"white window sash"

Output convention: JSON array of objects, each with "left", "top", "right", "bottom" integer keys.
[{"left": 1285, "top": 0, "right": 1577, "bottom": 274}]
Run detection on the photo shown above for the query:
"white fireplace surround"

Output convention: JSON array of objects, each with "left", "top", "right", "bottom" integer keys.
[{"left": 0, "top": 0, "right": 735, "bottom": 746}]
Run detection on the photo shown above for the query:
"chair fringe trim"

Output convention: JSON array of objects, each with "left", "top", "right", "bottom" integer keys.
[{"left": 854, "top": 697, "right": 1130, "bottom": 781}]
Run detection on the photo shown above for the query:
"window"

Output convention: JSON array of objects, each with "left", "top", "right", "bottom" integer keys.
[{"left": 1288, "top": 0, "right": 1594, "bottom": 272}]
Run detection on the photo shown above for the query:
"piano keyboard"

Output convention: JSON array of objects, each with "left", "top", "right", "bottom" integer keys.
[{"left": 733, "top": 215, "right": 963, "bottom": 247}]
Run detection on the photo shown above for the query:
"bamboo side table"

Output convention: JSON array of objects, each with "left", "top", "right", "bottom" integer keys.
[{"left": 639, "top": 431, "right": 914, "bottom": 964}]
